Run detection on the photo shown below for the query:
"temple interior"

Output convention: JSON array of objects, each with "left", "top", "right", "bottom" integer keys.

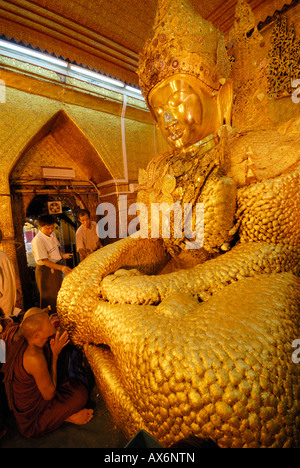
[{"left": 0, "top": 0, "right": 300, "bottom": 449}]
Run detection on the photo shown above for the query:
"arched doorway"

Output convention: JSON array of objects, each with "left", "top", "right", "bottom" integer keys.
[
  {"left": 10, "top": 185, "right": 99, "bottom": 310},
  {"left": 9, "top": 110, "right": 115, "bottom": 310}
]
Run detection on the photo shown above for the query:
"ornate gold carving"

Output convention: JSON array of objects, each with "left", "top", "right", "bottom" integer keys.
[
  {"left": 228, "top": 0, "right": 270, "bottom": 129},
  {"left": 267, "top": 14, "right": 300, "bottom": 98},
  {"left": 137, "top": 0, "right": 231, "bottom": 104}
]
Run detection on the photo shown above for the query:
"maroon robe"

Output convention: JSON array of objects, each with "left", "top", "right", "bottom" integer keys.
[{"left": 1, "top": 323, "right": 88, "bottom": 438}]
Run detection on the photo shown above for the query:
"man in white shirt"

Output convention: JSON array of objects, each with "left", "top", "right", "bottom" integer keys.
[
  {"left": 31, "top": 215, "right": 73, "bottom": 313},
  {"left": 75, "top": 210, "right": 101, "bottom": 262}
]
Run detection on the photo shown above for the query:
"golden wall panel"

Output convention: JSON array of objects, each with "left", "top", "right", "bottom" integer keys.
[
  {"left": 0, "top": 76, "right": 159, "bottom": 306},
  {"left": 0, "top": 86, "right": 157, "bottom": 182}
]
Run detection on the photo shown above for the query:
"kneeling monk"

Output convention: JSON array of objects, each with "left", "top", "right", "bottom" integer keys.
[{"left": 2, "top": 311, "right": 93, "bottom": 438}]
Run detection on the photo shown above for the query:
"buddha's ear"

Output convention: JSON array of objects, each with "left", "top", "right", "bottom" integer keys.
[{"left": 217, "top": 80, "right": 233, "bottom": 126}]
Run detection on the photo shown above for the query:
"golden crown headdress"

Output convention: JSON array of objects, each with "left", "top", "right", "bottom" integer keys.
[{"left": 137, "top": 0, "right": 231, "bottom": 104}]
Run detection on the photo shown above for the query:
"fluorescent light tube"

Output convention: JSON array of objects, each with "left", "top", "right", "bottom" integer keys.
[
  {"left": 125, "top": 85, "right": 142, "bottom": 94},
  {"left": 0, "top": 39, "right": 68, "bottom": 67},
  {"left": 70, "top": 65, "right": 124, "bottom": 87},
  {"left": 0, "top": 39, "right": 145, "bottom": 100}
]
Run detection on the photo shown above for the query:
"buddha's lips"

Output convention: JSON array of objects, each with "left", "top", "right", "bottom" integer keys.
[
  {"left": 164, "top": 122, "right": 183, "bottom": 141},
  {"left": 168, "top": 128, "right": 184, "bottom": 141}
]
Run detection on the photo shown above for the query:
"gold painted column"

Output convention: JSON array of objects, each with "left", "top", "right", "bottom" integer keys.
[{"left": 0, "top": 173, "right": 23, "bottom": 311}]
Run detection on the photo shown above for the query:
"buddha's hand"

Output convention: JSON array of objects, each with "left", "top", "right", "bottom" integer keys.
[
  {"left": 57, "top": 235, "right": 170, "bottom": 342},
  {"left": 100, "top": 241, "right": 300, "bottom": 305}
]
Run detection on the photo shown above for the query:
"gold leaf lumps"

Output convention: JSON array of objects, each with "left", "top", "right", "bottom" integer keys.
[
  {"left": 170, "top": 159, "right": 185, "bottom": 177},
  {"left": 161, "top": 174, "right": 176, "bottom": 195},
  {"left": 237, "top": 167, "right": 300, "bottom": 248},
  {"left": 79, "top": 272, "right": 300, "bottom": 448}
]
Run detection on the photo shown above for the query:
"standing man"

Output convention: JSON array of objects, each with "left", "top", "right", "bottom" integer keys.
[
  {"left": 0, "top": 250, "right": 17, "bottom": 319},
  {"left": 31, "top": 215, "right": 73, "bottom": 313},
  {"left": 75, "top": 209, "right": 101, "bottom": 262}
]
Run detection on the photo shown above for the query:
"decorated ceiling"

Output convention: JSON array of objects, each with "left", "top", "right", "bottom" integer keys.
[{"left": 0, "top": 0, "right": 295, "bottom": 86}]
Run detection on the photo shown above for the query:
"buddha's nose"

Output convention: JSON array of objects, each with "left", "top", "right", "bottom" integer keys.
[{"left": 164, "top": 109, "right": 178, "bottom": 126}]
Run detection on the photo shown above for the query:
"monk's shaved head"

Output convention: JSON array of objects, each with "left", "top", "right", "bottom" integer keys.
[
  {"left": 23, "top": 307, "right": 49, "bottom": 321},
  {"left": 20, "top": 312, "right": 51, "bottom": 341}
]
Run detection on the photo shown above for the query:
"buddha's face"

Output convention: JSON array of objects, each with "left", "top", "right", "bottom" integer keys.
[{"left": 148, "top": 74, "right": 220, "bottom": 149}]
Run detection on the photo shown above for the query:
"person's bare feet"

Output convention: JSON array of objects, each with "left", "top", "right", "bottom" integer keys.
[{"left": 65, "top": 408, "right": 94, "bottom": 425}]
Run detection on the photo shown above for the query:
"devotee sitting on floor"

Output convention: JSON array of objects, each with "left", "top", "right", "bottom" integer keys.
[
  {"left": 0, "top": 309, "right": 93, "bottom": 438},
  {"left": 75, "top": 209, "right": 101, "bottom": 262},
  {"left": 0, "top": 308, "right": 42, "bottom": 438},
  {"left": 31, "top": 215, "right": 73, "bottom": 313},
  {"left": 1, "top": 307, "right": 51, "bottom": 355}
]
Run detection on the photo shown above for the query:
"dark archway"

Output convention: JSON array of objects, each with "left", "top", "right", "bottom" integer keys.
[{"left": 9, "top": 110, "right": 115, "bottom": 309}]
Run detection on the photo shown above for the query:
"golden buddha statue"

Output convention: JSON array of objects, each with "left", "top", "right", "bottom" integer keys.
[{"left": 57, "top": 0, "right": 300, "bottom": 448}]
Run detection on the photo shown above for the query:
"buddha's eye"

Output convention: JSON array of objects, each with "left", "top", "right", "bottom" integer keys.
[
  {"left": 168, "top": 91, "right": 188, "bottom": 108},
  {"left": 154, "top": 106, "right": 164, "bottom": 116}
]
